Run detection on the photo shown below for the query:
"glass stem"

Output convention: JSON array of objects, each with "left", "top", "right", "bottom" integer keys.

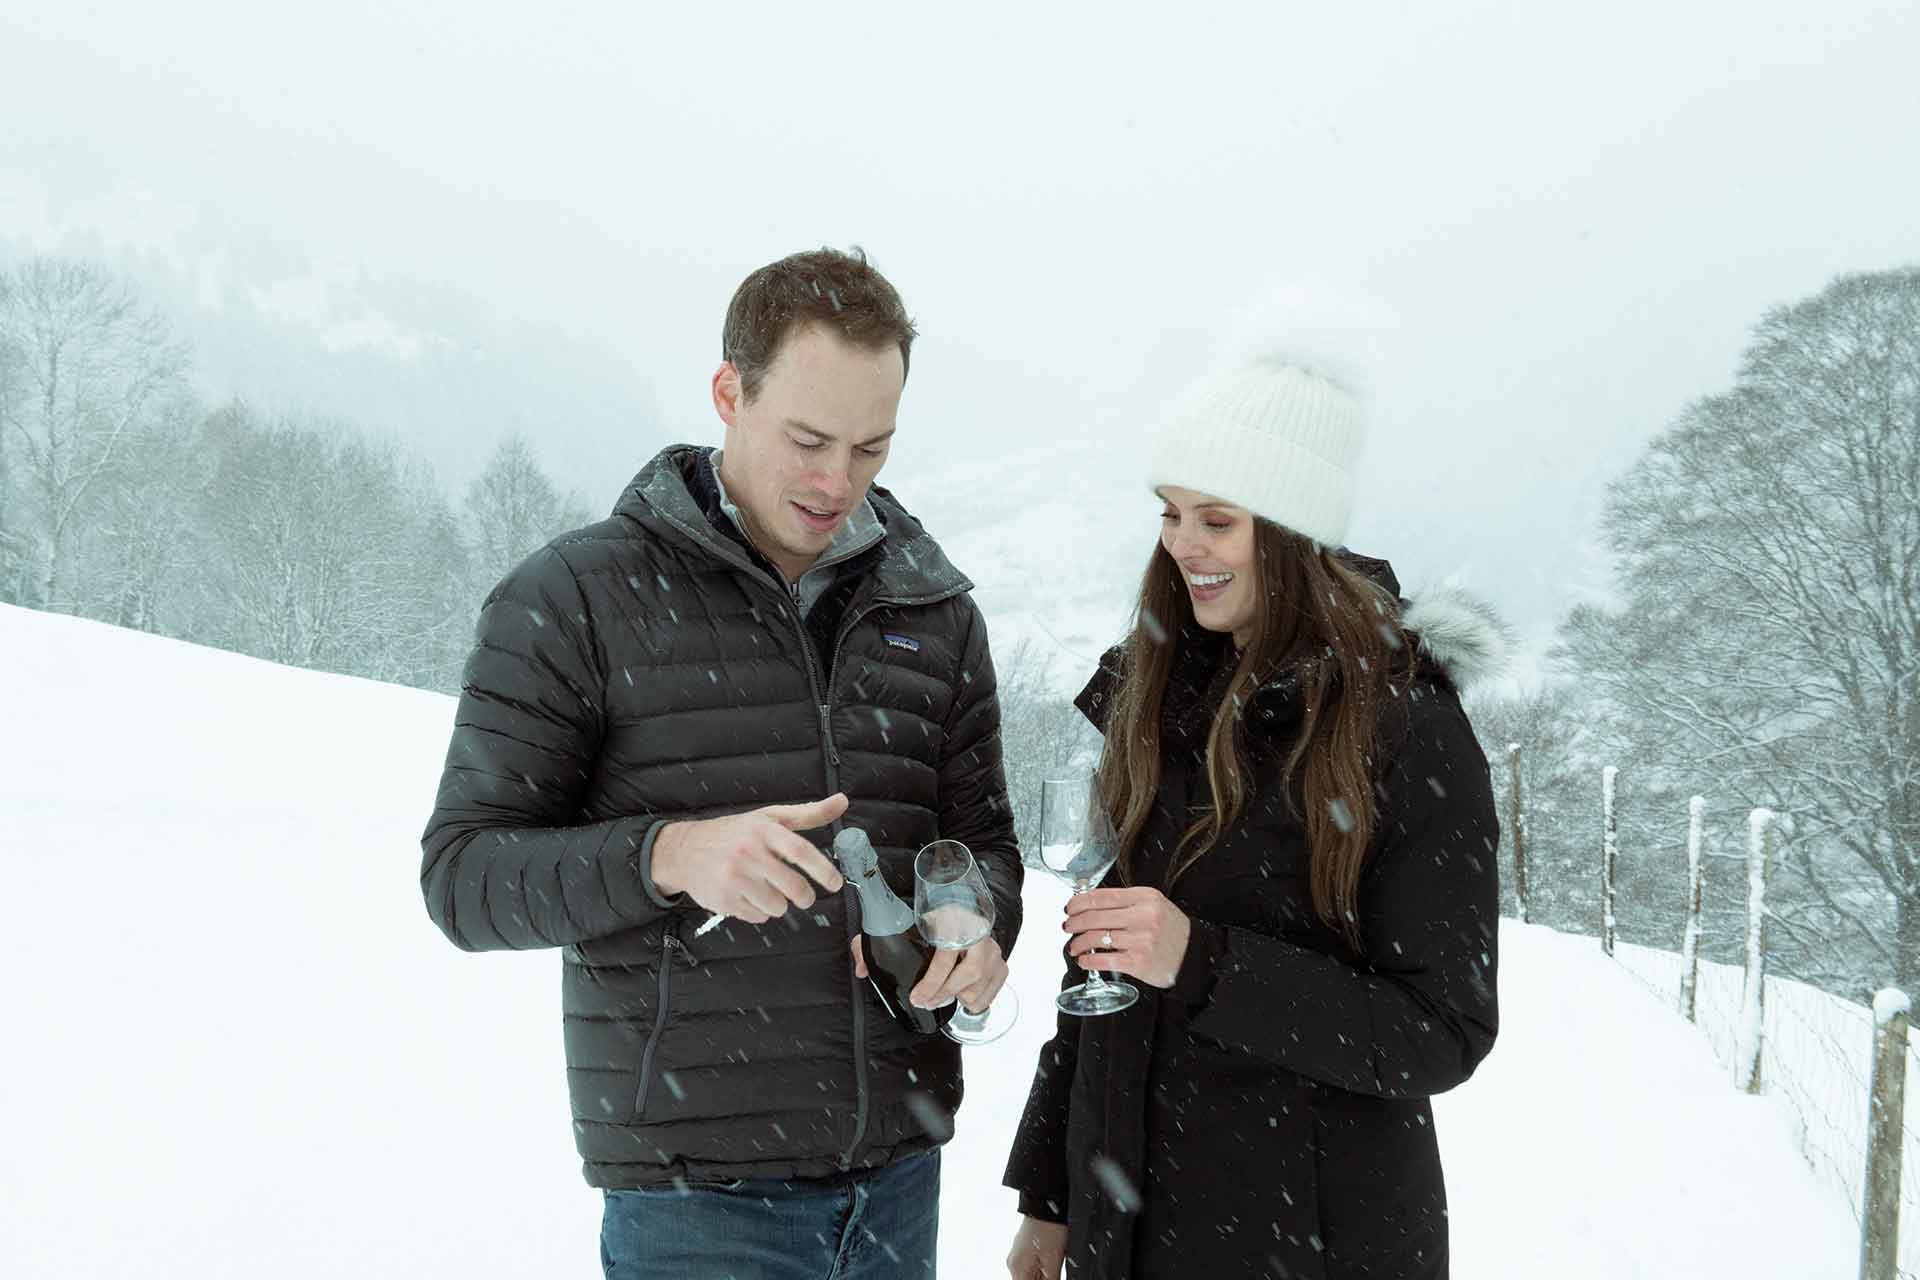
[{"left": 1076, "top": 877, "right": 1115, "bottom": 990}]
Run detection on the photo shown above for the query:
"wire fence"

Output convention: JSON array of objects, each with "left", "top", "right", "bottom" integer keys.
[{"left": 1504, "top": 755, "right": 1915, "bottom": 1279}]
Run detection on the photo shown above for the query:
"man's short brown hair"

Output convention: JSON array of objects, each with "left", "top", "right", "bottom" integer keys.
[{"left": 721, "top": 247, "right": 917, "bottom": 402}]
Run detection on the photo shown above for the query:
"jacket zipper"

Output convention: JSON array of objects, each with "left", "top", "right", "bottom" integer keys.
[
  {"left": 818, "top": 588, "right": 968, "bottom": 1167},
  {"left": 649, "top": 499, "right": 971, "bottom": 1169},
  {"left": 738, "top": 576, "right": 970, "bottom": 1168},
  {"left": 774, "top": 591, "right": 865, "bottom": 1167},
  {"left": 633, "top": 924, "right": 685, "bottom": 1120}
]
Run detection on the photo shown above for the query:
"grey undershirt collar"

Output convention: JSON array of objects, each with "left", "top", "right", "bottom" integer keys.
[{"left": 710, "top": 449, "right": 885, "bottom": 616}]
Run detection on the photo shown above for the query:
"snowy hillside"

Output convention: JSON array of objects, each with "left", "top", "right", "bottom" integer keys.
[
  {"left": 0, "top": 604, "right": 1860, "bottom": 1277},
  {"left": 895, "top": 438, "right": 1156, "bottom": 689}
]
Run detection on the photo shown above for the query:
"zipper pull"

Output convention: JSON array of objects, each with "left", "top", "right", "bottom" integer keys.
[
  {"left": 819, "top": 704, "right": 841, "bottom": 765},
  {"left": 663, "top": 932, "right": 698, "bottom": 967}
]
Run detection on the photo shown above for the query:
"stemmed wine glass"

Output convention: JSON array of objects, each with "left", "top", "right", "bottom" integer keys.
[
  {"left": 1032, "top": 776, "right": 1139, "bottom": 1016},
  {"left": 912, "top": 840, "right": 1019, "bottom": 1045}
]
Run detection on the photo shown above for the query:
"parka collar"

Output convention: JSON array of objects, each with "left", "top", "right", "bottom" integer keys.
[{"left": 613, "top": 444, "right": 972, "bottom": 605}]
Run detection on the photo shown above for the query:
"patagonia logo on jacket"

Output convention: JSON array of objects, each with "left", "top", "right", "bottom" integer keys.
[{"left": 883, "top": 633, "right": 921, "bottom": 653}]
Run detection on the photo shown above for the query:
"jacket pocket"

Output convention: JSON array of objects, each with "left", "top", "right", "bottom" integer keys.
[{"left": 631, "top": 926, "right": 685, "bottom": 1121}]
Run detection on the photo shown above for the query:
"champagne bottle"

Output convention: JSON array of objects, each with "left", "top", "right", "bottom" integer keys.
[{"left": 832, "top": 828, "right": 953, "bottom": 1036}]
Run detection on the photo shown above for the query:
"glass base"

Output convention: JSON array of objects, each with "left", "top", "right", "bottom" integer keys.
[
  {"left": 942, "top": 985, "right": 1020, "bottom": 1045},
  {"left": 1057, "top": 976, "right": 1138, "bottom": 1017}
]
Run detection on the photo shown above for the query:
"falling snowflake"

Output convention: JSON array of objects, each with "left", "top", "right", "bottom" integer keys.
[
  {"left": 1088, "top": 1154, "right": 1142, "bottom": 1213},
  {"left": 1327, "top": 798, "right": 1354, "bottom": 833},
  {"left": 904, "top": 1090, "right": 953, "bottom": 1142}
]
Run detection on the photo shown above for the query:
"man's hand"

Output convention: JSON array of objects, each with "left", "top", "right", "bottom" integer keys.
[
  {"left": 849, "top": 934, "right": 1007, "bottom": 1013},
  {"left": 911, "top": 934, "right": 1007, "bottom": 1014},
  {"left": 650, "top": 794, "right": 849, "bottom": 923}
]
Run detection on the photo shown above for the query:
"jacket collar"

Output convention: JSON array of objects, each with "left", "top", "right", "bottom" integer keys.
[
  {"left": 706, "top": 448, "right": 884, "bottom": 615},
  {"left": 615, "top": 444, "right": 972, "bottom": 605},
  {"left": 708, "top": 448, "right": 885, "bottom": 572}
]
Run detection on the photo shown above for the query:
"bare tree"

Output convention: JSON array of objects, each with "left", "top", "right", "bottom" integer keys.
[
  {"left": 75, "top": 390, "right": 213, "bottom": 634},
  {"left": 0, "top": 269, "right": 25, "bottom": 602},
  {"left": 993, "top": 637, "right": 1103, "bottom": 861},
  {"left": 198, "top": 405, "right": 467, "bottom": 686},
  {"left": 1465, "top": 683, "right": 1599, "bottom": 931},
  {"left": 0, "top": 259, "right": 190, "bottom": 610},
  {"left": 1560, "top": 266, "right": 1920, "bottom": 994},
  {"left": 461, "top": 430, "right": 593, "bottom": 597},
  {"left": 392, "top": 451, "right": 473, "bottom": 692}
]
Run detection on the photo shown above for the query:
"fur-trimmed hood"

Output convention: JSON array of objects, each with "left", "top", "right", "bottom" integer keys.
[
  {"left": 1401, "top": 583, "right": 1512, "bottom": 694},
  {"left": 1334, "top": 553, "right": 1509, "bottom": 694},
  {"left": 1237, "top": 579, "right": 1509, "bottom": 732}
]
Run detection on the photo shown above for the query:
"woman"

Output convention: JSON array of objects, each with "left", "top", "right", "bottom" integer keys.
[{"left": 1003, "top": 353, "right": 1505, "bottom": 1279}]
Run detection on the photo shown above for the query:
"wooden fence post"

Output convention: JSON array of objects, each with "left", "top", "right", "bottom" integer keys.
[
  {"left": 1736, "top": 808, "right": 1774, "bottom": 1094},
  {"left": 1508, "top": 744, "right": 1529, "bottom": 925},
  {"left": 1601, "top": 766, "right": 1618, "bottom": 957},
  {"left": 1859, "top": 989, "right": 1909, "bottom": 1280},
  {"left": 1680, "top": 796, "right": 1705, "bottom": 1023}
]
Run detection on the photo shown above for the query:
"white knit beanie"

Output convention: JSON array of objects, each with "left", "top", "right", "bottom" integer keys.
[{"left": 1146, "top": 354, "right": 1365, "bottom": 547}]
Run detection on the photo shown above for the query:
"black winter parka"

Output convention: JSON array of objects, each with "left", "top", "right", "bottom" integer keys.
[
  {"left": 422, "top": 445, "right": 1022, "bottom": 1189},
  {"left": 1004, "top": 567, "right": 1502, "bottom": 1280}
]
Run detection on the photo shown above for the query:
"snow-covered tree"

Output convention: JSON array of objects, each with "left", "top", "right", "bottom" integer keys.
[
  {"left": 992, "top": 638, "right": 1101, "bottom": 863},
  {"left": 75, "top": 388, "right": 214, "bottom": 635},
  {"left": 0, "top": 259, "right": 190, "bottom": 611},
  {"left": 1560, "top": 266, "right": 1920, "bottom": 995},
  {"left": 1466, "top": 683, "right": 1600, "bottom": 931},
  {"left": 461, "top": 430, "right": 592, "bottom": 599},
  {"left": 0, "top": 269, "right": 24, "bottom": 601},
  {"left": 197, "top": 404, "right": 467, "bottom": 688}
]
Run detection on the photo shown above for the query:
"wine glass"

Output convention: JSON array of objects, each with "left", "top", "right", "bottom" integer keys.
[
  {"left": 912, "top": 840, "right": 1019, "bottom": 1045},
  {"left": 1033, "top": 776, "right": 1139, "bottom": 1016}
]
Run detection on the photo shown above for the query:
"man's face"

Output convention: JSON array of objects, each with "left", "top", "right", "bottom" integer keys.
[{"left": 713, "top": 322, "right": 903, "bottom": 582}]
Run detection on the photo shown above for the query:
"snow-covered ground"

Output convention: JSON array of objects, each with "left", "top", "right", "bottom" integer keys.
[
  {"left": 1613, "top": 941, "right": 1920, "bottom": 1275},
  {"left": 0, "top": 604, "right": 1861, "bottom": 1276}
]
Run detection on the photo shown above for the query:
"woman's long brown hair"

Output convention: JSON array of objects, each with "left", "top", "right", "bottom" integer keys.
[{"left": 1094, "top": 518, "right": 1416, "bottom": 945}]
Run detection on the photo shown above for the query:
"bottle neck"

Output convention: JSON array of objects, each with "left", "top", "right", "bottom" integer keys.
[{"left": 853, "top": 867, "right": 917, "bottom": 936}]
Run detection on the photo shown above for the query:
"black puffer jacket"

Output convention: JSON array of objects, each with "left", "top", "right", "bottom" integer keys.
[
  {"left": 1003, "top": 564, "right": 1502, "bottom": 1280},
  {"left": 422, "top": 445, "right": 1022, "bottom": 1189}
]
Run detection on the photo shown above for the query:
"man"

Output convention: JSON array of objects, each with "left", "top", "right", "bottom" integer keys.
[{"left": 421, "top": 247, "right": 1021, "bottom": 1277}]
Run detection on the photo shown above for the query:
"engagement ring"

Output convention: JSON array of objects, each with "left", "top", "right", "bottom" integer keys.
[{"left": 1101, "top": 932, "right": 1113, "bottom": 949}]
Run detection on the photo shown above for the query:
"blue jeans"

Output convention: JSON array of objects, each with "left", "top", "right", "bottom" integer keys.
[{"left": 600, "top": 1149, "right": 940, "bottom": 1279}]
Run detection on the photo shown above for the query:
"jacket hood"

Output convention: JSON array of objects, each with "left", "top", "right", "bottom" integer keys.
[{"left": 1400, "top": 583, "right": 1511, "bottom": 694}]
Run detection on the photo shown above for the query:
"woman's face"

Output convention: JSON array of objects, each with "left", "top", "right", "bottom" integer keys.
[{"left": 1158, "top": 486, "right": 1259, "bottom": 646}]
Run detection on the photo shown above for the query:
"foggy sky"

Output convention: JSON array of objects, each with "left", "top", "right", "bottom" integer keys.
[{"left": 4, "top": 0, "right": 1918, "bottom": 668}]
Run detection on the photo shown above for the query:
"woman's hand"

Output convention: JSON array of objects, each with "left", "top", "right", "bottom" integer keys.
[
  {"left": 1007, "top": 1215, "right": 1068, "bottom": 1278},
  {"left": 1065, "top": 887, "right": 1191, "bottom": 989}
]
